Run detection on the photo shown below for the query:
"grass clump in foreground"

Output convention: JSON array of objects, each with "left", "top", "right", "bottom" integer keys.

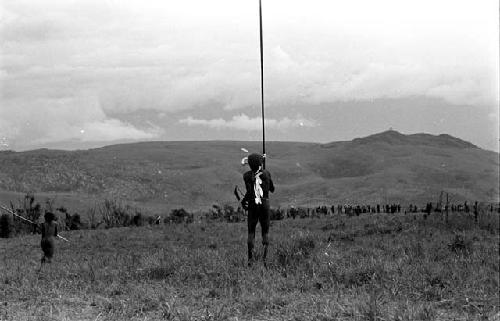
[{"left": 0, "top": 212, "right": 498, "bottom": 321}]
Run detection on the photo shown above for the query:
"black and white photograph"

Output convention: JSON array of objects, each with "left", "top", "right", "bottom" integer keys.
[{"left": 0, "top": 0, "right": 499, "bottom": 320}]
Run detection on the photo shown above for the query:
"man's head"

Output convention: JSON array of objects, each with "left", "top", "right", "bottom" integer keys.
[{"left": 247, "top": 153, "right": 263, "bottom": 171}]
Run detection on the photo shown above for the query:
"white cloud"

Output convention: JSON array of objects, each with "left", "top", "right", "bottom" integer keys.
[
  {"left": 0, "top": 0, "right": 497, "bottom": 148},
  {"left": 179, "top": 114, "right": 316, "bottom": 131},
  {"left": 2, "top": 0, "right": 497, "bottom": 109},
  {"left": 77, "top": 119, "right": 160, "bottom": 142},
  {"left": 0, "top": 95, "right": 162, "bottom": 147},
  {"left": 488, "top": 109, "right": 499, "bottom": 124}
]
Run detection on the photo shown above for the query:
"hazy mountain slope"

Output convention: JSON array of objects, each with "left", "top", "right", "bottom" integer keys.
[{"left": 0, "top": 131, "right": 498, "bottom": 212}]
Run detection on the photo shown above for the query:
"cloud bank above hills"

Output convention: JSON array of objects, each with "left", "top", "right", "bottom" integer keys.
[{"left": 0, "top": 0, "right": 498, "bottom": 151}]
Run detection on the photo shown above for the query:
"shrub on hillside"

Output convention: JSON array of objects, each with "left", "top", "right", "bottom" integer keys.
[
  {"left": 65, "top": 213, "right": 83, "bottom": 230},
  {"left": 222, "top": 204, "right": 245, "bottom": 222},
  {"left": 11, "top": 208, "right": 39, "bottom": 235},
  {"left": 24, "top": 193, "right": 42, "bottom": 224},
  {"left": 0, "top": 214, "right": 13, "bottom": 238},
  {"left": 86, "top": 206, "right": 102, "bottom": 229},
  {"left": 206, "top": 204, "right": 224, "bottom": 221},
  {"left": 168, "top": 208, "right": 193, "bottom": 224},
  {"left": 100, "top": 199, "right": 133, "bottom": 228},
  {"left": 270, "top": 208, "right": 285, "bottom": 220},
  {"left": 203, "top": 204, "right": 246, "bottom": 222},
  {"left": 3, "top": 193, "right": 46, "bottom": 235},
  {"left": 132, "top": 213, "right": 144, "bottom": 227},
  {"left": 298, "top": 207, "right": 309, "bottom": 219},
  {"left": 146, "top": 215, "right": 159, "bottom": 225}
]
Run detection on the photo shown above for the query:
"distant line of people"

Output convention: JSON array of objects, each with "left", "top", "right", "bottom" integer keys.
[
  {"left": 279, "top": 201, "right": 500, "bottom": 219},
  {"left": 283, "top": 203, "right": 400, "bottom": 219}
]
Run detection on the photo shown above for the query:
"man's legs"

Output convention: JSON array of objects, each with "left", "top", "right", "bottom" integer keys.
[
  {"left": 247, "top": 206, "right": 259, "bottom": 266},
  {"left": 260, "top": 200, "right": 271, "bottom": 266}
]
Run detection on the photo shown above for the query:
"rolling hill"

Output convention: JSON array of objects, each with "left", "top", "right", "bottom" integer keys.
[{"left": 0, "top": 130, "right": 498, "bottom": 214}]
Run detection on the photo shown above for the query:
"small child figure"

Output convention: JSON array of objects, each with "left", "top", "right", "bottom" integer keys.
[{"left": 40, "top": 212, "right": 58, "bottom": 264}]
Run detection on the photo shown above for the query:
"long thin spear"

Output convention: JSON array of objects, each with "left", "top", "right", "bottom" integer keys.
[
  {"left": 259, "top": 0, "right": 266, "bottom": 169},
  {"left": 0, "top": 204, "right": 69, "bottom": 242}
]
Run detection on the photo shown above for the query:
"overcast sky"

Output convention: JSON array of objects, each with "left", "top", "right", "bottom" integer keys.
[{"left": 0, "top": 0, "right": 498, "bottom": 151}]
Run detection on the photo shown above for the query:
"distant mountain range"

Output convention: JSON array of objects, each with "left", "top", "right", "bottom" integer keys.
[{"left": 0, "top": 130, "right": 498, "bottom": 213}]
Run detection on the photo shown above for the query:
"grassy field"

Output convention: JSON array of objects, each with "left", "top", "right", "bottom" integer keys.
[{"left": 0, "top": 211, "right": 498, "bottom": 321}]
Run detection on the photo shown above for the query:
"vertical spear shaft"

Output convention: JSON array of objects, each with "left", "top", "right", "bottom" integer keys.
[{"left": 259, "top": 0, "right": 266, "bottom": 169}]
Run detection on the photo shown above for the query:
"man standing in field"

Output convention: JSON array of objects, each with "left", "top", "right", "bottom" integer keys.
[{"left": 241, "top": 153, "right": 275, "bottom": 267}]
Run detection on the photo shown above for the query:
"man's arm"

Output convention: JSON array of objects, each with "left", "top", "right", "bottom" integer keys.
[
  {"left": 266, "top": 171, "right": 275, "bottom": 193},
  {"left": 241, "top": 172, "right": 253, "bottom": 208}
]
